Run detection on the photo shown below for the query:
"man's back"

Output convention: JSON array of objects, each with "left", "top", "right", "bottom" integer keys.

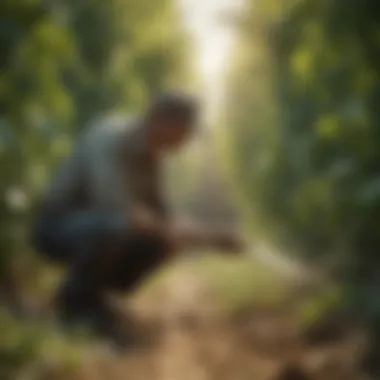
[{"left": 40, "top": 115, "right": 140, "bottom": 219}]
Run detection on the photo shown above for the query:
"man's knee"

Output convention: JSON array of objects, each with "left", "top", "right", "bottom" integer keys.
[{"left": 31, "top": 217, "right": 67, "bottom": 263}]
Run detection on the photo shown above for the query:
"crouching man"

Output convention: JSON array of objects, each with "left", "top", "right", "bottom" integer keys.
[{"left": 32, "top": 92, "right": 243, "bottom": 347}]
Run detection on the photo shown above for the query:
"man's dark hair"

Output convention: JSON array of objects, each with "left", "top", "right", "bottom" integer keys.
[{"left": 148, "top": 92, "right": 199, "bottom": 126}]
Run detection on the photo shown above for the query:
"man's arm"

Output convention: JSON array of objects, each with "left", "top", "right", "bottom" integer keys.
[
  {"left": 145, "top": 166, "right": 243, "bottom": 254},
  {"left": 146, "top": 165, "right": 171, "bottom": 221},
  {"left": 84, "top": 128, "right": 170, "bottom": 237}
]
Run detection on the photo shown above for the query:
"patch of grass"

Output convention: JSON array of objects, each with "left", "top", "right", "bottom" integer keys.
[
  {"left": 137, "top": 252, "right": 299, "bottom": 313},
  {"left": 297, "top": 285, "right": 344, "bottom": 328},
  {"left": 0, "top": 310, "right": 91, "bottom": 380},
  {"left": 195, "top": 254, "right": 293, "bottom": 312}
]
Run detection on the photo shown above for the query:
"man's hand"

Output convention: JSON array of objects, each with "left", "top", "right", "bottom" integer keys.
[
  {"left": 132, "top": 206, "right": 181, "bottom": 253},
  {"left": 132, "top": 206, "right": 164, "bottom": 236},
  {"left": 169, "top": 220, "right": 246, "bottom": 255},
  {"left": 132, "top": 210, "right": 245, "bottom": 256}
]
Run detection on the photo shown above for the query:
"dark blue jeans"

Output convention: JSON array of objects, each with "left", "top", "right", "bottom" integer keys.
[{"left": 32, "top": 210, "right": 167, "bottom": 331}]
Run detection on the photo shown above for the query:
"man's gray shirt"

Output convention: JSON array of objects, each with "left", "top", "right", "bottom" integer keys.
[{"left": 40, "top": 115, "right": 167, "bottom": 222}]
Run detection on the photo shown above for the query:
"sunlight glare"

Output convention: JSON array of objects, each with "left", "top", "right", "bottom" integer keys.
[{"left": 179, "top": 0, "right": 245, "bottom": 123}]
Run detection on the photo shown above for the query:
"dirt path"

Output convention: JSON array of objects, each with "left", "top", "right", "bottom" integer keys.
[{"left": 64, "top": 261, "right": 369, "bottom": 380}]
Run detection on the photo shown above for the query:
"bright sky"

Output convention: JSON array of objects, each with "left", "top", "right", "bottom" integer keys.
[{"left": 178, "top": 0, "right": 245, "bottom": 123}]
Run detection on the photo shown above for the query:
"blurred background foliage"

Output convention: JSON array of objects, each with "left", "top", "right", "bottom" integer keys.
[
  {"left": 2, "top": 0, "right": 380, "bottom": 378},
  {"left": 224, "top": 0, "right": 380, "bottom": 367}
]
